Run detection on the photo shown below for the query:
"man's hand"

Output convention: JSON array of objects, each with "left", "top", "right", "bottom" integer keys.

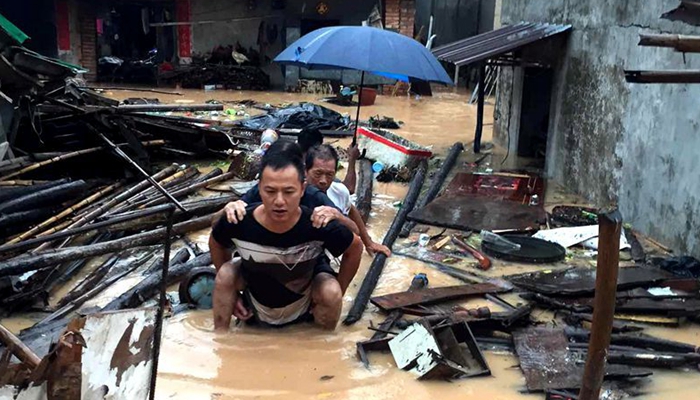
[
  {"left": 233, "top": 296, "right": 253, "bottom": 321},
  {"left": 224, "top": 200, "right": 248, "bottom": 224},
  {"left": 347, "top": 143, "right": 360, "bottom": 161},
  {"left": 365, "top": 241, "right": 392, "bottom": 257},
  {"left": 311, "top": 206, "right": 342, "bottom": 228}
]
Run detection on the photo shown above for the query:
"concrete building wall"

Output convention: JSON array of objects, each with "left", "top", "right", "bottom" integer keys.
[{"left": 495, "top": 0, "right": 700, "bottom": 256}]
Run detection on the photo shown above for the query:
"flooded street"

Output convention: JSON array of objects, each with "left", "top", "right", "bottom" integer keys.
[
  {"left": 107, "top": 88, "right": 700, "bottom": 400},
  {"left": 3, "top": 87, "right": 698, "bottom": 399}
]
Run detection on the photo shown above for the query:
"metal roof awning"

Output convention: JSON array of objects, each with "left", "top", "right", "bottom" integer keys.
[{"left": 432, "top": 22, "right": 572, "bottom": 67}]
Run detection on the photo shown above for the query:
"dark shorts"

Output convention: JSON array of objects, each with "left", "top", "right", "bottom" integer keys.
[{"left": 242, "top": 256, "right": 336, "bottom": 328}]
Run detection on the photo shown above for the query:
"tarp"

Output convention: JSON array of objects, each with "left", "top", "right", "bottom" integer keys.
[{"left": 237, "top": 102, "right": 348, "bottom": 130}]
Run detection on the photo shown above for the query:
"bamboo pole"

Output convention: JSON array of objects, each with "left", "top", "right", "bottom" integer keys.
[
  {"left": 0, "top": 181, "right": 88, "bottom": 214},
  {"left": 578, "top": 209, "right": 623, "bottom": 400},
  {"left": 0, "top": 180, "right": 52, "bottom": 186},
  {"left": 30, "top": 165, "right": 179, "bottom": 251},
  {"left": 0, "top": 214, "right": 214, "bottom": 276},
  {"left": 7, "top": 181, "right": 124, "bottom": 245},
  {"left": 139, "top": 171, "right": 234, "bottom": 209},
  {"left": 0, "top": 140, "right": 165, "bottom": 181},
  {"left": 106, "top": 166, "right": 200, "bottom": 215},
  {"left": 0, "top": 323, "right": 41, "bottom": 369},
  {"left": 0, "top": 206, "right": 169, "bottom": 256}
]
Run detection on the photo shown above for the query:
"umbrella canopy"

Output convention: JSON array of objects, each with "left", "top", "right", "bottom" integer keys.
[{"left": 274, "top": 26, "right": 453, "bottom": 85}]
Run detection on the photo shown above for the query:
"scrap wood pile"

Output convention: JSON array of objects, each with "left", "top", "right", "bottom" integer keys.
[{"left": 158, "top": 63, "right": 270, "bottom": 91}]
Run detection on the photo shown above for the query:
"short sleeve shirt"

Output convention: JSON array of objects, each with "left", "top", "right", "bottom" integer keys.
[{"left": 211, "top": 204, "right": 353, "bottom": 325}]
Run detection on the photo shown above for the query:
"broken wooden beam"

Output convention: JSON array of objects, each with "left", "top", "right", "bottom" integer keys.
[
  {"left": 0, "top": 214, "right": 214, "bottom": 276},
  {"left": 400, "top": 141, "right": 463, "bottom": 237},
  {"left": 354, "top": 159, "right": 373, "bottom": 223},
  {"left": 370, "top": 282, "right": 509, "bottom": 312},
  {"left": 638, "top": 33, "right": 700, "bottom": 52},
  {"left": 579, "top": 209, "right": 623, "bottom": 400},
  {"left": 0, "top": 323, "right": 41, "bottom": 369},
  {"left": 343, "top": 160, "right": 428, "bottom": 325},
  {"left": 625, "top": 70, "right": 700, "bottom": 83}
]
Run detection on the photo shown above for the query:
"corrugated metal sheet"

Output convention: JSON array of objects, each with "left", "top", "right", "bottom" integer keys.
[{"left": 432, "top": 22, "right": 572, "bottom": 66}]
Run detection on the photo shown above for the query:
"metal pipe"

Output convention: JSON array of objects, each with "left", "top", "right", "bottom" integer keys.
[
  {"left": 149, "top": 209, "right": 175, "bottom": 400},
  {"left": 353, "top": 71, "right": 366, "bottom": 145},
  {"left": 474, "top": 63, "right": 486, "bottom": 153}
]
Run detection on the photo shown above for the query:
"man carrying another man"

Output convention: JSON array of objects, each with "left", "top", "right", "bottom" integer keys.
[{"left": 209, "top": 142, "right": 363, "bottom": 330}]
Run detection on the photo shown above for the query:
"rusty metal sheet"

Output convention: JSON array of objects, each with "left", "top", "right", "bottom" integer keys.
[
  {"left": 80, "top": 308, "right": 157, "bottom": 399},
  {"left": 408, "top": 195, "right": 546, "bottom": 232},
  {"left": 513, "top": 328, "right": 652, "bottom": 392},
  {"left": 370, "top": 283, "right": 509, "bottom": 311},
  {"left": 508, "top": 266, "right": 673, "bottom": 297}
]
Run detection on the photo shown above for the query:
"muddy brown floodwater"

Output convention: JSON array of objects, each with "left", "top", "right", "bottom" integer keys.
[
  {"left": 97, "top": 88, "right": 700, "bottom": 399},
  {"left": 3, "top": 87, "right": 698, "bottom": 399}
]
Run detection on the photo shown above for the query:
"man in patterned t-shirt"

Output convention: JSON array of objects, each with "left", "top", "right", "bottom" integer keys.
[{"left": 209, "top": 146, "right": 363, "bottom": 330}]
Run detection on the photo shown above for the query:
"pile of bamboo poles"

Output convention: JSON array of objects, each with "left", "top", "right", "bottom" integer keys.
[{"left": 0, "top": 161, "right": 236, "bottom": 317}]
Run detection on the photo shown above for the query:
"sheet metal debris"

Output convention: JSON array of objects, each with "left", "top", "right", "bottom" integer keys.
[
  {"left": 508, "top": 266, "right": 673, "bottom": 297},
  {"left": 513, "top": 328, "right": 652, "bottom": 392},
  {"left": 432, "top": 22, "right": 572, "bottom": 67},
  {"left": 0, "top": 308, "right": 157, "bottom": 399}
]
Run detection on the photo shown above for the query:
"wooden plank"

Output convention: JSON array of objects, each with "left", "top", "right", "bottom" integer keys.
[{"left": 370, "top": 282, "right": 508, "bottom": 311}]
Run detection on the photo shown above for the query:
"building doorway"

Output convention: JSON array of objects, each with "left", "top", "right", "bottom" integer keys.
[{"left": 517, "top": 67, "right": 553, "bottom": 159}]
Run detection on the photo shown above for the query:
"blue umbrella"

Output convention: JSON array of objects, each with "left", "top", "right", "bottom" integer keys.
[{"left": 274, "top": 26, "right": 453, "bottom": 138}]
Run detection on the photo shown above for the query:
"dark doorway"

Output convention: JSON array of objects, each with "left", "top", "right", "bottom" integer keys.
[
  {"left": 518, "top": 67, "right": 553, "bottom": 159},
  {"left": 301, "top": 19, "right": 340, "bottom": 36},
  {"left": 110, "top": 4, "right": 158, "bottom": 59}
]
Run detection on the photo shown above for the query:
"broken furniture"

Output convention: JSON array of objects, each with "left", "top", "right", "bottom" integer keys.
[{"left": 389, "top": 320, "right": 490, "bottom": 380}]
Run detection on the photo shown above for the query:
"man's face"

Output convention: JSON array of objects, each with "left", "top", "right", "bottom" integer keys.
[
  {"left": 306, "top": 158, "right": 336, "bottom": 193},
  {"left": 259, "top": 165, "right": 304, "bottom": 223}
]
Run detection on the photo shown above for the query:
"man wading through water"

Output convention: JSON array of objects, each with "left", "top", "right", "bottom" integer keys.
[{"left": 209, "top": 142, "right": 363, "bottom": 330}]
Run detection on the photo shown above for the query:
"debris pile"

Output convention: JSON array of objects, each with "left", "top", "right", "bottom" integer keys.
[
  {"left": 350, "top": 144, "right": 700, "bottom": 396},
  {"left": 158, "top": 63, "right": 270, "bottom": 91}
]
